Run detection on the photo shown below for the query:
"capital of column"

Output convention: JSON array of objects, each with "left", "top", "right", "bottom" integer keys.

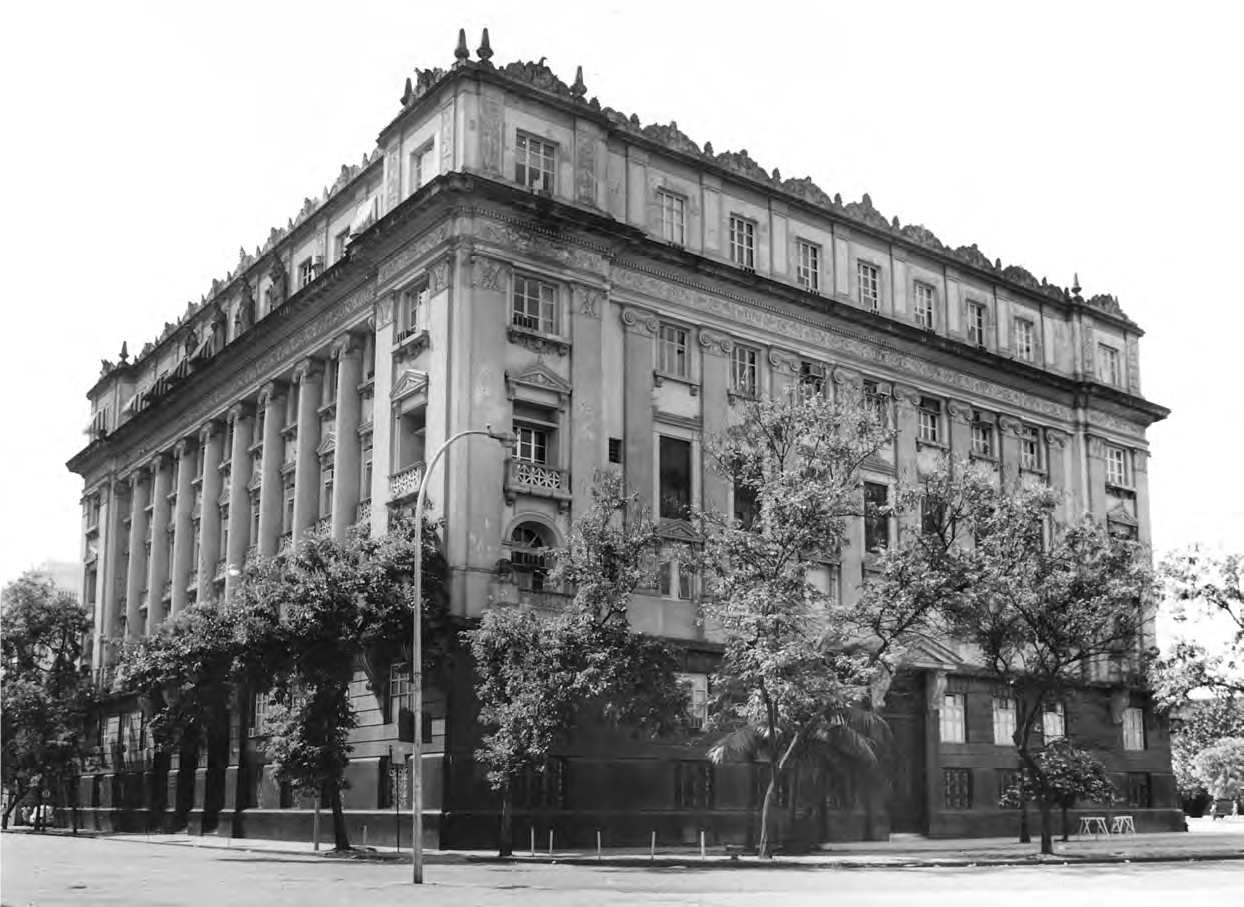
[
  {"left": 147, "top": 452, "right": 170, "bottom": 474},
  {"left": 331, "top": 333, "right": 363, "bottom": 360},
  {"left": 199, "top": 419, "right": 223, "bottom": 444},
  {"left": 832, "top": 366, "right": 862, "bottom": 387},
  {"left": 127, "top": 469, "right": 148, "bottom": 490},
  {"left": 767, "top": 347, "right": 801, "bottom": 376},
  {"left": 697, "top": 328, "right": 734, "bottom": 357},
  {"left": 292, "top": 357, "right": 323, "bottom": 385},
  {"left": 426, "top": 255, "right": 453, "bottom": 295},
  {"left": 228, "top": 401, "right": 255, "bottom": 423},
  {"left": 947, "top": 400, "right": 973, "bottom": 424},
  {"left": 258, "top": 381, "right": 287, "bottom": 408},
  {"left": 892, "top": 384, "right": 921, "bottom": 408},
  {"left": 997, "top": 415, "right": 1023, "bottom": 436},
  {"left": 173, "top": 436, "right": 197, "bottom": 459},
  {"left": 620, "top": 305, "right": 659, "bottom": 337}
]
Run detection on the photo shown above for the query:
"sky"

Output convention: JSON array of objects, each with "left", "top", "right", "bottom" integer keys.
[{"left": 1, "top": 1, "right": 1240, "bottom": 623}]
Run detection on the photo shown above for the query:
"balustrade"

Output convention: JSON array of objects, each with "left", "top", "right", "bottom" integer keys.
[{"left": 388, "top": 462, "right": 426, "bottom": 502}]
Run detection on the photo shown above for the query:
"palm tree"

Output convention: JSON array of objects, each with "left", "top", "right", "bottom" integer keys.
[{"left": 708, "top": 704, "right": 890, "bottom": 853}]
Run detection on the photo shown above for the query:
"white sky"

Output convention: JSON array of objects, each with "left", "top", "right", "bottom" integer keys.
[{"left": 1, "top": 0, "right": 1241, "bottom": 594}]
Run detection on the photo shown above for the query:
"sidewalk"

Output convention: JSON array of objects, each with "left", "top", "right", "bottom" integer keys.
[{"left": 15, "top": 816, "right": 1244, "bottom": 868}]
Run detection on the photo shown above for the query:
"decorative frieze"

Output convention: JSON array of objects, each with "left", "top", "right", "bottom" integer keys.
[
  {"left": 427, "top": 257, "right": 452, "bottom": 295},
  {"left": 472, "top": 254, "right": 508, "bottom": 291},
  {"left": 474, "top": 217, "right": 608, "bottom": 275},
  {"left": 377, "top": 221, "right": 452, "bottom": 286}
]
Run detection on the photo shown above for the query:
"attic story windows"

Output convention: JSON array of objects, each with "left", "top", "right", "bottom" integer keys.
[
  {"left": 515, "top": 133, "right": 556, "bottom": 193},
  {"left": 729, "top": 216, "right": 755, "bottom": 269},
  {"left": 658, "top": 191, "right": 686, "bottom": 245}
]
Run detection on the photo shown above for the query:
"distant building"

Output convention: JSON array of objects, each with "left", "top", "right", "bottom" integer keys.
[
  {"left": 33, "top": 559, "right": 83, "bottom": 601},
  {"left": 67, "top": 31, "right": 1175, "bottom": 845}
]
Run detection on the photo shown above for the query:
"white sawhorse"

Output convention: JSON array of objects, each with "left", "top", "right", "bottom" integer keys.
[
  {"left": 1110, "top": 815, "right": 1136, "bottom": 835},
  {"left": 1078, "top": 816, "right": 1110, "bottom": 839}
]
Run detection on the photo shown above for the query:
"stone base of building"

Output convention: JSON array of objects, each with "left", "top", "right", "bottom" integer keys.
[{"left": 929, "top": 807, "right": 1185, "bottom": 839}]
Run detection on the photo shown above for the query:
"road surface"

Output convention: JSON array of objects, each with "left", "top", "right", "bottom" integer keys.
[{"left": 3, "top": 834, "right": 1240, "bottom": 906}]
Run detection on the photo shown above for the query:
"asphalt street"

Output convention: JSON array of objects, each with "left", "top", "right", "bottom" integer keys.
[{"left": 3, "top": 834, "right": 1241, "bottom": 906}]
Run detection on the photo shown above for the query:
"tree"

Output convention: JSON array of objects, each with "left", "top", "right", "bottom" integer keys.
[
  {"left": 1000, "top": 739, "right": 1116, "bottom": 841},
  {"left": 1, "top": 572, "right": 93, "bottom": 829},
  {"left": 1191, "top": 737, "right": 1244, "bottom": 802},
  {"left": 699, "top": 386, "right": 899, "bottom": 857},
  {"left": 115, "top": 516, "right": 446, "bottom": 850},
  {"left": 466, "top": 471, "right": 687, "bottom": 855},
  {"left": 901, "top": 464, "right": 1155, "bottom": 854},
  {"left": 1163, "top": 696, "right": 1244, "bottom": 799}
]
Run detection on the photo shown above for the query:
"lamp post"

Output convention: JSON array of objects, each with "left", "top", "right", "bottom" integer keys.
[{"left": 411, "top": 424, "right": 511, "bottom": 884}]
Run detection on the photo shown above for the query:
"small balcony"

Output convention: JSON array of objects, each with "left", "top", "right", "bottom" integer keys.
[
  {"left": 278, "top": 532, "right": 293, "bottom": 554},
  {"left": 314, "top": 515, "right": 333, "bottom": 537},
  {"left": 388, "top": 462, "right": 426, "bottom": 504},
  {"left": 504, "top": 460, "right": 572, "bottom": 510},
  {"left": 356, "top": 499, "right": 372, "bottom": 525},
  {"left": 517, "top": 589, "right": 573, "bottom": 612}
]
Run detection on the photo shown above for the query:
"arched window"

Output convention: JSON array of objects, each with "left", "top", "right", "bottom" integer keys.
[{"left": 510, "top": 522, "right": 551, "bottom": 592}]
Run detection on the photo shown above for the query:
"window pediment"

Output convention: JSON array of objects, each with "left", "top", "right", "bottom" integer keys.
[
  {"left": 506, "top": 363, "right": 571, "bottom": 409},
  {"left": 391, "top": 368, "right": 429, "bottom": 405}
]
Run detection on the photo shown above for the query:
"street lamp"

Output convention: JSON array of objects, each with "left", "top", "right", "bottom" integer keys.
[{"left": 410, "top": 423, "right": 512, "bottom": 884}]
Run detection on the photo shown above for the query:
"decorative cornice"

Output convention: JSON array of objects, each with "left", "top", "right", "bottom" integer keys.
[{"left": 506, "top": 363, "right": 572, "bottom": 408}]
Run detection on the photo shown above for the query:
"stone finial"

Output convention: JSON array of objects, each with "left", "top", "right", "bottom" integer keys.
[
  {"left": 1072, "top": 272, "right": 1082, "bottom": 295},
  {"left": 118, "top": 341, "right": 129, "bottom": 364},
  {"left": 477, "top": 28, "right": 493, "bottom": 65},
  {"left": 401, "top": 77, "right": 413, "bottom": 105},
  {"left": 571, "top": 65, "right": 586, "bottom": 99},
  {"left": 454, "top": 28, "right": 470, "bottom": 67}
]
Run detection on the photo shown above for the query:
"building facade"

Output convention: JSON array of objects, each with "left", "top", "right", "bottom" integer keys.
[{"left": 67, "top": 31, "right": 1175, "bottom": 846}]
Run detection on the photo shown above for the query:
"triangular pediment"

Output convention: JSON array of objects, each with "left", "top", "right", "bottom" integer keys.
[
  {"left": 506, "top": 363, "right": 572, "bottom": 396},
  {"left": 316, "top": 431, "right": 336, "bottom": 457},
  {"left": 1106, "top": 503, "right": 1138, "bottom": 527},
  {"left": 658, "top": 519, "right": 700, "bottom": 543},
  {"left": 902, "top": 636, "right": 964, "bottom": 670},
  {"left": 391, "top": 368, "right": 429, "bottom": 402}
]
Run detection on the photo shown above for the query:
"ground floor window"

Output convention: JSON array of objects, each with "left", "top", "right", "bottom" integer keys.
[
  {"left": 1126, "top": 772, "right": 1151, "bottom": 808},
  {"left": 674, "top": 761, "right": 714, "bottom": 810},
  {"left": 943, "top": 767, "right": 973, "bottom": 809}
]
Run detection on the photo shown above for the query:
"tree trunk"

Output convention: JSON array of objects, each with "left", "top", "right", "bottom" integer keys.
[
  {"left": 34, "top": 786, "right": 44, "bottom": 833},
  {"left": 1038, "top": 800, "right": 1054, "bottom": 855},
  {"left": 2, "top": 784, "right": 26, "bottom": 829},
  {"left": 758, "top": 771, "right": 777, "bottom": 859},
  {"left": 1060, "top": 802, "right": 1070, "bottom": 842},
  {"left": 1019, "top": 792, "right": 1031, "bottom": 843},
  {"left": 498, "top": 782, "right": 513, "bottom": 857},
  {"left": 328, "top": 782, "right": 350, "bottom": 851}
]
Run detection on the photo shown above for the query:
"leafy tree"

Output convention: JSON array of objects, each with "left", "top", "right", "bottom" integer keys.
[
  {"left": 1191, "top": 737, "right": 1244, "bottom": 802},
  {"left": 1163, "top": 696, "right": 1244, "bottom": 796},
  {"left": 115, "top": 516, "right": 446, "bottom": 850},
  {"left": 466, "top": 471, "right": 687, "bottom": 856},
  {"left": 1000, "top": 739, "right": 1116, "bottom": 841},
  {"left": 899, "top": 464, "right": 1155, "bottom": 854},
  {"left": 698, "top": 387, "right": 899, "bottom": 857},
  {"left": 1, "top": 572, "right": 92, "bottom": 829}
]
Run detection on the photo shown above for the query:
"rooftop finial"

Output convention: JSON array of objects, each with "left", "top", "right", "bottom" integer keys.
[
  {"left": 401, "top": 76, "right": 414, "bottom": 106},
  {"left": 118, "top": 341, "right": 129, "bottom": 365},
  {"left": 571, "top": 65, "right": 587, "bottom": 100},
  {"left": 1072, "top": 272, "right": 1082, "bottom": 296},
  {"left": 477, "top": 28, "right": 493, "bottom": 65},
  {"left": 454, "top": 28, "right": 470, "bottom": 67}
]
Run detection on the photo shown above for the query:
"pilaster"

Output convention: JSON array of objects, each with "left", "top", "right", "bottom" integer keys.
[
  {"left": 997, "top": 415, "right": 1023, "bottom": 483},
  {"left": 621, "top": 306, "right": 658, "bottom": 515},
  {"left": 197, "top": 421, "right": 224, "bottom": 602},
  {"left": 170, "top": 439, "right": 195, "bottom": 617},
  {"left": 331, "top": 336, "right": 364, "bottom": 539},
  {"left": 291, "top": 359, "right": 323, "bottom": 542},
  {"left": 123, "top": 472, "right": 149, "bottom": 639},
  {"left": 225, "top": 403, "right": 254, "bottom": 600},
  {"left": 145, "top": 454, "right": 173, "bottom": 635},
  {"left": 1045, "top": 429, "right": 1071, "bottom": 523},
  {"left": 257, "top": 383, "right": 286, "bottom": 557}
]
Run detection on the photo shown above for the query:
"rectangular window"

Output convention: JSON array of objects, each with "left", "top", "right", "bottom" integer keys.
[
  {"left": 677, "top": 673, "right": 709, "bottom": 730},
  {"left": 733, "top": 481, "right": 759, "bottom": 530},
  {"left": 298, "top": 257, "right": 315, "bottom": 290},
  {"left": 658, "top": 436, "right": 693, "bottom": 520},
  {"left": 1098, "top": 343, "right": 1121, "bottom": 386},
  {"left": 320, "top": 467, "right": 334, "bottom": 519},
  {"left": 1015, "top": 318, "right": 1036, "bottom": 362},
  {"left": 1126, "top": 772, "right": 1151, "bottom": 808},
  {"left": 333, "top": 228, "right": 350, "bottom": 264},
  {"left": 864, "top": 481, "right": 889, "bottom": 553},
  {"left": 863, "top": 380, "right": 890, "bottom": 425},
  {"left": 1123, "top": 706, "right": 1145, "bottom": 750},
  {"left": 658, "top": 559, "right": 695, "bottom": 600},
  {"left": 283, "top": 481, "right": 295, "bottom": 534},
  {"left": 967, "top": 302, "right": 987, "bottom": 347},
  {"left": 410, "top": 142, "right": 435, "bottom": 192},
  {"left": 858, "top": 262, "right": 880, "bottom": 312},
  {"left": 730, "top": 346, "right": 758, "bottom": 397},
  {"left": 992, "top": 697, "right": 1017, "bottom": 746},
  {"left": 1021, "top": 426, "right": 1043, "bottom": 470},
  {"left": 513, "top": 425, "right": 548, "bottom": 465},
  {"left": 799, "top": 360, "right": 826, "bottom": 396},
  {"left": 971, "top": 417, "right": 994, "bottom": 458},
  {"left": 1106, "top": 446, "right": 1129, "bottom": 487},
  {"left": 729, "top": 216, "right": 755, "bottom": 268},
  {"left": 914, "top": 282, "right": 935, "bottom": 329},
  {"left": 657, "top": 323, "right": 688, "bottom": 377},
  {"left": 943, "top": 768, "right": 973, "bottom": 810},
  {"left": 401, "top": 284, "right": 427, "bottom": 336},
  {"left": 796, "top": 240, "right": 821, "bottom": 291},
  {"left": 249, "top": 496, "right": 260, "bottom": 544},
  {"left": 388, "top": 662, "right": 411, "bottom": 727},
  {"left": 360, "top": 433, "right": 373, "bottom": 499},
  {"left": 1042, "top": 701, "right": 1065, "bottom": 741},
  {"left": 998, "top": 769, "right": 1020, "bottom": 807},
  {"left": 512, "top": 275, "right": 558, "bottom": 335},
  {"left": 658, "top": 191, "right": 686, "bottom": 245},
  {"left": 249, "top": 691, "right": 273, "bottom": 737},
  {"left": 515, "top": 133, "right": 555, "bottom": 192},
  {"left": 674, "top": 761, "right": 714, "bottom": 809},
  {"left": 940, "top": 693, "right": 966, "bottom": 743},
  {"left": 918, "top": 397, "right": 942, "bottom": 444}
]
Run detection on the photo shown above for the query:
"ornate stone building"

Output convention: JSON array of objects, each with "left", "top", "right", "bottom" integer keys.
[{"left": 67, "top": 30, "right": 1175, "bottom": 845}]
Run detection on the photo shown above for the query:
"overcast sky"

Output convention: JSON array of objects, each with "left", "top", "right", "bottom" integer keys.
[{"left": 1, "top": 1, "right": 1240, "bottom": 609}]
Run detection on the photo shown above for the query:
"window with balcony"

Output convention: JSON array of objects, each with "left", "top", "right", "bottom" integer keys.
[
  {"left": 1015, "top": 317, "right": 1036, "bottom": 362},
  {"left": 657, "top": 323, "right": 688, "bottom": 378},
  {"left": 1106, "top": 445, "right": 1130, "bottom": 487},
  {"left": 914, "top": 282, "right": 935, "bottom": 329},
  {"left": 918, "top": 397, "right": 942, "bottom": 444},
  {"left": 1098, "top": 343, "right": 1121, "bottom": 386},
  {"left": 941, "top": 693, "right": 966, "bottom": 743},
  {"left": 993, "top": 697, "right": 1017, "bottom": 745},
  {"left": 677, "top": 673, "right": 710, "bottom": 730},
  {"left": 864, "top": 481, "right": 890, "bottom": 553},
  {"left": 729, "top": 216, "right": 755, "bottom": 268},
  {"left": 796, "top": 239, "right": 821, "bottom": 291},
  {"left": 509, "top": 523, "right": 551, "bottom": 592},
  {"left": 409, "top": 141, "right": 435, "bottom": 193},
  {"left": 858, "top": 262, "right": 879, "bottom": 312},
  {"left": 513, "top": 425, "right": 548, "bottom": 465},
  {"left": 730, "top": 345, "right": 759, "bottom": 398},
  {"left": 658, "top": 436, "right": 692, "bottom": 520},
  {"left": 658, "top": 190, "right": 686, "bottom": 245},
  {"left": 1021, "top": 426, "right": 1044, "bottom": 471},
  {"left": 515, "top": 133, "right": 556, "bottom": 192},
  {"left": 967, "top": 301, "right": 987, "bottom": 347},
  {"left": 512, "top": 274, "right": 558, "bottom": 335}
]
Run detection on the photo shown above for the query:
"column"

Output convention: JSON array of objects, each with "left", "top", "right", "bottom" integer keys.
[
  {"left": 197, "top": 421, "right": 225, "bottom": 602},
  {"left": 170, "top": 439, "right": 196, "bottom": 617},
  {"left": 699, "top": 329, "right": 731, "bottom": 514},
  {"left": 225, "top": 403, "right": 254, "bottom": 600},
  {"left": 1084, "top": 434, "right": 1108, "bottom": 522},
  {"left": 101, "top": 480, "right": 127, "bottom": 664},
  {"left": 998, "top": 416, "right": 1022, "bottom": 485},
  {"left": 291, "top": 358, "right": 323, "bottom": 542},
  {"left": 123, "top": 472, "right": 150, "bottom": 639},
  {"left": 87, "top": 485, "right": 111, "bottom": 670},
  {"left": 331, "top": 337, "right": 363, "bottom": 538},
  {"left": 256, "top": 383, "right": 286, "bottom": 556},
  {"left": 947, "top": 400, "right": 972, "bottom": 466},
  {"left": 621, "top": 307, "right": 658, "bottom": 514},
  {"left": 369, "top": 308, "right": 393, "bottom": 535},
  {"left": 892, "top": 385, "right": 920, "bottom": 535},
  {"left": 570, "top": 284, "right": 603, "bottom": 512},
  {"left": 145, "top": 454, "right": 173, "bottom": 635}
]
